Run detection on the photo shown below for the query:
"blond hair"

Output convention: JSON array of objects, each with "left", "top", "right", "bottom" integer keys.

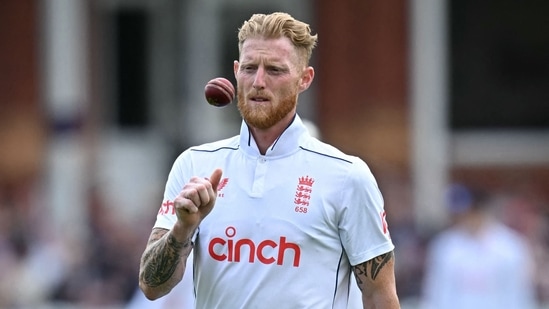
[{"left": 237, "top": 12, "right": 318, "bottom": 66}]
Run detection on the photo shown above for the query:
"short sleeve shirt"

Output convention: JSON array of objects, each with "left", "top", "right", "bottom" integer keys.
[{"left": 154, "top": 115, "right": 394, "bottom": 309}]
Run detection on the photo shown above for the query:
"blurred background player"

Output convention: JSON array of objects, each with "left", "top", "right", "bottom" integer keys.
[{"left": 421, "top": 184, "right": 537, "bottom": 309}]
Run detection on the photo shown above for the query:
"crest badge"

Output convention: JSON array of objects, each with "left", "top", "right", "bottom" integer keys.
[{"left": 294, "top": 176, "right": 314, "bottom": 210}]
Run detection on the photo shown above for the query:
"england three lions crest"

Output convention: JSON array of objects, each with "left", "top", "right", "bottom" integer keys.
[{"left": 294, "top": 176, "right": 314, "bottom": 207}]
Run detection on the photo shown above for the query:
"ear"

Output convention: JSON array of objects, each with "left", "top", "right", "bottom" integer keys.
[
  {"left": 298, "top": 66, "right": 315, "bottom": 93},
  {"left": 233, "top": 60, "right": 239, "bottom": 79}
]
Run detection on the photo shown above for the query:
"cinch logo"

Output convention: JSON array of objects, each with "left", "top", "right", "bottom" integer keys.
[{"left": 208, "top": 226, "right": 301, "bottom": 267}]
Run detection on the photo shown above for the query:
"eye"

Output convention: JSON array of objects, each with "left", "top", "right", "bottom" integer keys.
[
  {"left": 267, "top": 66, "right": 284, "bottom": 75},
  {"left": 241, "top": 65, "right": 256, "bottom": 73}
]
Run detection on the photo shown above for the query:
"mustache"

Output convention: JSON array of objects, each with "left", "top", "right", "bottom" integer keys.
[{"left": 248, "top": 90, "right": 272, "bottom": 100}]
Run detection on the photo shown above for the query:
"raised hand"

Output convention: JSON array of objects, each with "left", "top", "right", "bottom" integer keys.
[{"left": 173, "top": 168, "right": 223, "bottom": 230}]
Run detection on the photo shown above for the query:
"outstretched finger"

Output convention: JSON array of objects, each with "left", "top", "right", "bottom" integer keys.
[{"left": 209, "top": 168, "right": 223, "bottom": 193}]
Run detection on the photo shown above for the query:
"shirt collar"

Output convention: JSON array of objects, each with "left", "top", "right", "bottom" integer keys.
[{"left": 239, "top": 114, "right": 309, "bottom": 158}]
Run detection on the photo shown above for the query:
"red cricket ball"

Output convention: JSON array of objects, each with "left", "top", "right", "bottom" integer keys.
[{"left": 204, "top": 77, "right": 235, "bottom": 107}]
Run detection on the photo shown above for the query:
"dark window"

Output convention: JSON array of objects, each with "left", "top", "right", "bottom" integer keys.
[
  {"left": 115, "top": 9, "right": 149, "bottom": 128},
  {"left": 450, "top": 0, "right": 549, "bottom": 129}
]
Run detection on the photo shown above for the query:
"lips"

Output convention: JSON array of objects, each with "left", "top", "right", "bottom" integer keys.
[
  {"left": 249, "top": 93, "right": 271, "bottom": 102},
  {"left": 251, "top": 97, "right": 269, "bottom": 102}
]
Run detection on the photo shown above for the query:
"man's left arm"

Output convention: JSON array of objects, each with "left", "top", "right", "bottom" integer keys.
[{"left": 352, "top": 250, "right": 400, "bottom": 309}]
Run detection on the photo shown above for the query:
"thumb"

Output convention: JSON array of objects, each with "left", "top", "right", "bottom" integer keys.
[{"left": 209, "top": 168, "right": 223, "bottom": 193}]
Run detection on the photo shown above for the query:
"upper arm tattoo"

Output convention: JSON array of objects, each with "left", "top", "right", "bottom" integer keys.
[
  {"left": 353, "top": 251, "right": 394, "bottom": 287},
  {"left": 140, "top": 228, "right": 192, "bottom": 287}
]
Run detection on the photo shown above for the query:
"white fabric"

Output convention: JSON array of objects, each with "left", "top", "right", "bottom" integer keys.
[
  {"left": 154, "top": 115, "right": 394, "bottom": 309},
  {"left": 422, "top": 220, "right": 537, "bottom": 309}
]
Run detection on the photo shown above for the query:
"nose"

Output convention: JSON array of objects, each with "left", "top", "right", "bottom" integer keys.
[{"left": 252, "top": 67, "right": 266, "bottom": 90}]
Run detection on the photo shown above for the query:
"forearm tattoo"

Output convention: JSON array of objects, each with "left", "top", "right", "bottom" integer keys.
[
  {"left": 353, "top": 251, "right": 394, "bottom": 286},
  {"left": 140, "top": 229, "right": 192, "bottom": 287}
]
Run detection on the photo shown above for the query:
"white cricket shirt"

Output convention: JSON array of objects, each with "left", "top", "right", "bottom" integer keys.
[
  {"left": 154, "top": 114, "right": 394, "bottom": 309},
  {"left": 422, "top": 220, "right": 537, "bottom": 309}
]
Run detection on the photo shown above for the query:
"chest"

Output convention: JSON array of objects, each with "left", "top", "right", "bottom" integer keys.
[{"left": 195, "top": 155, "right": 346, "bottom": 258}]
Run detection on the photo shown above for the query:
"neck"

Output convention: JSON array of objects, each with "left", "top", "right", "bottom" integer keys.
[
  {"left": 250, "top": 128, "right": 279, "bottom": 155},
  {"left": 248, "top": 113, "right": 295, "bottom": 155},
  {"left": 461, "top": 211, "right": 490, "bottom": 235}
]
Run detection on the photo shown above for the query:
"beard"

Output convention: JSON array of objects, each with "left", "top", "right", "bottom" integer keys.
[{"left": 237, "top": 84, "right": 298, "bottom": 130}]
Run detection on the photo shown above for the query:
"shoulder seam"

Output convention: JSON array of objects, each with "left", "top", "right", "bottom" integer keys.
[
  {"left": 299, "top": 146, "right": 353, "bottom": 164},
  {"left": 190, "top": 146, "right": 239, "bottom": 153}
]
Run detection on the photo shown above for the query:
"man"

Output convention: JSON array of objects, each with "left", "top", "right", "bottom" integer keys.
[
  {"left": 421, "top": 184, "right": 537, "bottom": 309},
  {"left": 139, "top": 12, "right": 400, "bottom": 308}
]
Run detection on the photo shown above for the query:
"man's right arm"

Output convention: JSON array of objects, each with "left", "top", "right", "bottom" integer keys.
[
  {"left": 138, "top": 227, "right": 193, "bottom": 300},
  {"left": 139, "top": 168, "right": 222, "bottom": 300}
]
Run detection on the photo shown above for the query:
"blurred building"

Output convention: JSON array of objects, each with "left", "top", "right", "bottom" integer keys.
[{"left": 1, "top": 0, "right": 548, "bottom": 308}]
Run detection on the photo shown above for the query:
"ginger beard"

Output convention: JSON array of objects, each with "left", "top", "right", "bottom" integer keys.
[{"left": 237, "top": 82, "right": 299, "bottom": 130}]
